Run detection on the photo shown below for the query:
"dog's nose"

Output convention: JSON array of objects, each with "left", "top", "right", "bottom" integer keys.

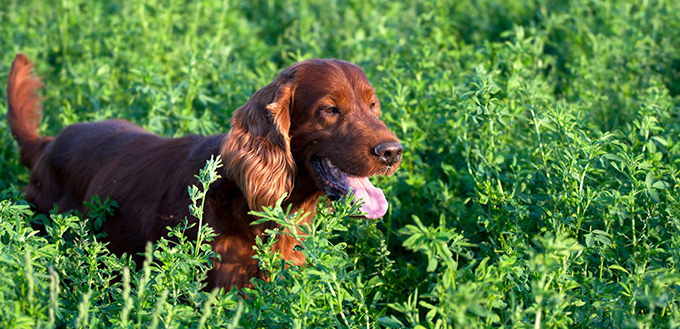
[{"left": 373, "top": 142, "right": 403, "bottom": 166}]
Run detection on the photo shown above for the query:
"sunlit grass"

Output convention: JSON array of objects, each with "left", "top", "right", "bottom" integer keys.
[{"left": 2, "top": 0, "right": 680, "bottom": 327}]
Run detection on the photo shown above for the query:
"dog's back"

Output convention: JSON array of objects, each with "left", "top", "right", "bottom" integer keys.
[{"left": 25, "top": 119, "right": 158, "bottom": 213}]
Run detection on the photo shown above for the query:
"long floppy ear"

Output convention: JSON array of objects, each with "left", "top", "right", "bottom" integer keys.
[{"left": 221, "top": 75, "right": 297, "bottom": 211}]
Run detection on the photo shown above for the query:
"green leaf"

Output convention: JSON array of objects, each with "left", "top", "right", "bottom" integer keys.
[
  {"left": 645, "top": 172, "right": 654, "bottom": 190},
  {"left": 610, "top": 265, "right": 630, "bottom": 275},
  {"left": 652, "top": 181, "right": 669, "bottom": 190},
  {"left": 377, "top": 316, "right": 405, "bottom": 328}
]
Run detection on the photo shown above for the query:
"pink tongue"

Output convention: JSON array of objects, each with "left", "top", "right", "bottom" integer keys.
[{"left": 346, "top": 177, "right": 388, "bottom": 219}]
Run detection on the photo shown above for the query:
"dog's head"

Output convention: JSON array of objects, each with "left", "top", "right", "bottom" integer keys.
[{"left": 221, "top": 59, "right": 402, "bottom": 219}]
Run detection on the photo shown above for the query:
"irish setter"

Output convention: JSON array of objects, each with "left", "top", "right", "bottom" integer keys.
[{"left": 6, "top": 54, "right": 402, "bottom": 291}]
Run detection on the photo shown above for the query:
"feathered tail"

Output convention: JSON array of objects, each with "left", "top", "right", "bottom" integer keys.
[{"left": 6, "top": 53, "right": 49, "bottom": 168}]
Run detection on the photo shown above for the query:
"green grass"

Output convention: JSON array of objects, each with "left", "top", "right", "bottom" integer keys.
[{"left": 2, "top": 0, "right": 680, "bottom": 327}]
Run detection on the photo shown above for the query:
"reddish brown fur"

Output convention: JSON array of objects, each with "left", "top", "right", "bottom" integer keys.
[{"left": 6, "top": 54, "right": 401, "bottom": 291}]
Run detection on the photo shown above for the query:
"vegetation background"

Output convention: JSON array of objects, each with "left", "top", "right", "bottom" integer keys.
[{"left": 2, "top": 0, "right": 680, "bottom": 327}]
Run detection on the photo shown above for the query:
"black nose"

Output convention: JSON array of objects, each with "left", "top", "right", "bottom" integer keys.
[{"left": 373, "top": 142, "right": 403, "bottom": 166}]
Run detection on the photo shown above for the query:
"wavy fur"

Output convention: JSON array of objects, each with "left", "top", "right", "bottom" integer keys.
[{"left": 221, "top": 73, "right": 297, "bottom": 211}]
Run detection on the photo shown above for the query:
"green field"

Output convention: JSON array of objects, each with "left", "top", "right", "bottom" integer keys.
[{"left": 2, "top": 0, "right": 680, "bottom": 327}]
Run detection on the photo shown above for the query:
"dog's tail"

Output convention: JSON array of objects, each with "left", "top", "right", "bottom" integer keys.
[{"left": 7, "top": 54, "right": 49, "bottom": 168}]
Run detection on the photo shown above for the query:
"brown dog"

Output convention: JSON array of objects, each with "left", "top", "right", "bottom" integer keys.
[{"left": 6, "top": 54, "right": 402, "bottom": 290}]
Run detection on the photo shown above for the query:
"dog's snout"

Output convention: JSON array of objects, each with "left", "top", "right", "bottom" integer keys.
[{"left": 373, "top": 141, "right": 403, "bottom": 166}]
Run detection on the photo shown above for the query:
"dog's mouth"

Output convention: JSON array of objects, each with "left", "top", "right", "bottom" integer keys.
[{"left": 312, "top": 157, "right": 388, "bottom": 219}]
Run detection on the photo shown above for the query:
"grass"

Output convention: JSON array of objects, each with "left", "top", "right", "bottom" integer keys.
[{"left": 2, "top": 0, "right": 680, "bottom": 327}]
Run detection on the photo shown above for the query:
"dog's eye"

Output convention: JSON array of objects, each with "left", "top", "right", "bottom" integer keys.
[
  {"left": 321, "top": 106, "right": 341, "bottom": 115},
  {"left": 370, "top": 102, "right": 376, "bottom": 110}
]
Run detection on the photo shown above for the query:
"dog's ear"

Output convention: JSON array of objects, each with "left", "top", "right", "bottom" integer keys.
[{"left": 221, "top": 73, "right": 297, "bottom": 211}]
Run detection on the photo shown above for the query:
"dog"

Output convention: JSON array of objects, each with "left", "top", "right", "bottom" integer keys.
[{"left": 6, "top": 54, "right": 402, "bottom": 290}]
